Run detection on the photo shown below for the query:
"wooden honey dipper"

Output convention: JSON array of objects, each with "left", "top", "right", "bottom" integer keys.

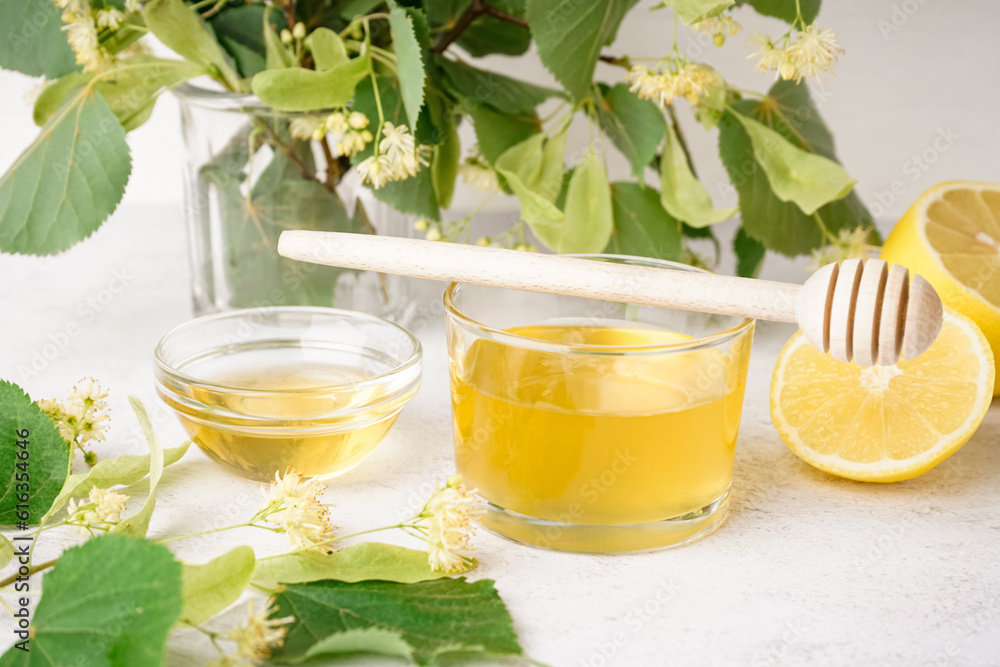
[{"left": 277, "top": 231, "right": 944, "bottom": 366}]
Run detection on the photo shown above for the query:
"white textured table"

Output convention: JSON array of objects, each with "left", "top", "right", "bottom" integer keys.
[{"left": 2, "top": 205, "right": 998, "bottom": 667}]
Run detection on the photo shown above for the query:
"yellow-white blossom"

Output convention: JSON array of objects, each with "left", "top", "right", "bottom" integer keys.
[
  {"left": 289, "top": 116, "right": 325, "bottom": 141},
  {"left": 425, "top": 228, "right": 442, "bottom": 242},
  {"left": 95, "top": 7, "right": 124, "bottom": 29},
  {"left": 336, "top": 129, "right": 372, "bottom": 157},
  {"left": 260, "top": 469, "right": 335, "bottom": 551},
  {"left": 212, "top": 599, "right": 293, "bottom": 666},
  {"left": 66, "top": 486, "right": 128, "bottom": 535},
  {"left": 356, "top": 122, "right": 430, "bottom": 187},
  {"left": 356, "top": 154, "right": 392, "bottom": 189},
  {"left": 625, "top": 63, "right": 713, "bottom": 108},
  {"left": 55, "top": 0, "right": 113, "bottom": 74},
  {"left": 747, "top": 24, "right": 842, "bottom": 82},
  {"left": 417, "top": 475, "right": 481, "bottom": 573},
  {"left": 694, "top": 14, "right": 741, "bottom": 38},
  {"left": 347, "top": 111, "right": 369, "bottom": 130},
  {"left": 807, "top": 227, "right": 876, "bottom": 273},
  {"left": 38, "top": 378, "right": 110, "bottom": 457},
  {"left": 325, "top": 112, "right": 348, "bottom": 135},
  {"left": 787, "top": 23, "right": 842, "bottom": 81},
  {"left": 459, "top": 160, "right": 498, "bottom": 191}
]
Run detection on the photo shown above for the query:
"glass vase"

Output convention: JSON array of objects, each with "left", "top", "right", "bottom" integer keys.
[{"left": 174, "top": 83, "right": 415, "bottom": 323}]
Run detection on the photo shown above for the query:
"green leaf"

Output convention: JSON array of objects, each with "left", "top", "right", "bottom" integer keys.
[
  {"left": 606, "top": 182, "right": 683, "bottom": 261},
  {"left": 595, "top": 83, "right": 665, "bottom": 180},
  {"left": 46, "top": 443, "right": 189, "bottom": 520},
  {"left": 180, "top": 545, "right": 255, "bottom": 626},
  {"left": 254, "top": 542, "right": 465, "bottom": 584},
  {"left": 306, "top": 27, "right": 348, "bottom": 71},
  {"left": 389, "top": 7, "right": 426, "bottom": 130},
  {"left": 0, "top": 534, "right": 183, "bottom": 666},
  {"left": 211, "top": 4, "right": 282, "bottom": 78},
  {"left": 437, "top": 57, "right": 561, "bottom": 115},
  {"left": 264, "top": 14, "right": 295, "bottom": 69},
  {"left": 518, "top": 147, "right": 612, "bottom": 254},
  {"left": 734, "top": 226, "right": 766, "bottom": 277},
  {"left": 0, "top": 88, "right": 131, "bottom": 256},
  {"left": 654, "top": 0, "right": 733, "bottom": 24},
  {"left": 729, "top": 109, "right": 855, "bottom": 215},
  {"left": 432, "top": 116, "right": 461, "bottom": 208},
  {"left": 425, "top": 0, "right": 531, "bottom": 57},
  {"left": 142, "top": 0, "right": 241, "bottom": 90},
  {"left": 741, "top": 0, "right": 820, "bottom": 25},
  {"left": 0, "top": 535, "right": 13, "bottom": 569},
  {"left": 300, "top": 628, "right": 414, "bottom": 663},
  {"left": 660, "top": 119, "right": 736, "bottom": 227},
  {"left": 252, "top": 49, "right": 372, "bottom": 111},
  {"left": 35, "top": 57, "right": 206, "bottom": 132},
  {"left": 0, "top": 381, "right": 69, "bottom": 526},
  {"left": 495, "top": 133, "right": 544, "bottom": 189},
  {"left": 32, "top": 73, "right": 89, "bottom": 126},
  {"left": 558, "top": 147, "right": 613, "bottom": 253},
  {"left": 525, "top": 0, "right": 639, "bottom": 101},
  {"left": 469, "top": 105, "right": 539, "bottom": 165},
  {"left": 111, "top": 396, "right": 166, "bottom": 537},
  {"left": 494, "top": 129, "right": 567, "bottom": 236},
  {"left": 270, "top": 578, "right": 522, "bottom": 666},
  {"left": 719, "top": 80, "right": 873, "bottom": 256},
  {"left": 0, "top": 0, "right": 79, "bottom": 78}
]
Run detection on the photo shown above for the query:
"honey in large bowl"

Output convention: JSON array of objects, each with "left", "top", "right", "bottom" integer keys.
[{"left": 444, "top": 256, "right": 754, "bottom": 553}]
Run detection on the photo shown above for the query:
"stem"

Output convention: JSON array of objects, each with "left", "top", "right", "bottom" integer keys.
[
  {"left": 666, "top": 106, "right": 697, "bottom": 179},
  {"left": 320, "top": 136, "right": 339, "bottom": 190},
  {"left": 282, "top": 0, "right": 296, "bottom": 35},
  {"left": 281, "top": 523, "right": 408, "bottom": 557},
  {"left": 253, "top": 117, "right": 315, "bottom": 183},
  {"left": 431, "top": 0, "right": 527, "bottom": 54},
  {"left": 0, "top": 558, "right": 57, "bottom": 588},
  {"left": 368, "top": 70, "right": 386, "bottom": 149},
  {"left": 156, "top": 521, "right": 256, "bottom": 544},
  {"left": 598, "top": 54, "right": 631, "bottom": 69},
  {"left": 813, "top": 211, "right": 837, "bottom": 242}
]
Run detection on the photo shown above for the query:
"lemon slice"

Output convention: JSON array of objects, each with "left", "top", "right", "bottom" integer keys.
[
  {"left": 880, "top": 181, "right": 1000, "bottom": 394},
  {"left": 770, "top": 308, "right": 994, "bottom": 482}
]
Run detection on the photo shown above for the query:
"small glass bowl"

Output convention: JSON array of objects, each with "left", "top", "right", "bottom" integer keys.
[{"left": 154, "top": 307, "right": 421, "bottom": 481}]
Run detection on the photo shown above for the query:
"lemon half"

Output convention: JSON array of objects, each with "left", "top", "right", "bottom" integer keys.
[
  {"left": 881, "top": 181, "right": 1000, "bottom": 394},
  {"left": 770, "top": 308, "right": 994, "bottom": 482}
]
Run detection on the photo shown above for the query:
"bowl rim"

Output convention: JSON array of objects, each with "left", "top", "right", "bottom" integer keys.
[
  {"left": 154, "top": 306, "right": 422, "bottom": 395},
  {"left": 443, "top": 254, "right": 755, "bottom": 355}
]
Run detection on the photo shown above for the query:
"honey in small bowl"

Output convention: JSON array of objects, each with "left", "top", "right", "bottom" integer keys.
[{"left": 155, "top": 307, "right": 421, "bottom": 481}]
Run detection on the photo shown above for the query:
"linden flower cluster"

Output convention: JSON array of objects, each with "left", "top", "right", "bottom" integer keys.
[
  {"left": 66, "top": 486, "right": 128, "bottom": 536},
  {"left": 412, "top": 475, "right": 482, "bottom": 574},
  {"left": 258, "top": 469, "right": 336, "bottom": 551},
  {"left": 807, "top": 227, "right": 876, "bottom": 273},
  {"left": 625, "top": 62, "right": 715, "bottom": 109},
  {"left": 37, "top": 378, "right": 110, "bottom": 463},
  {"left": 459, "top": 158, "right": 498, "bottom": 192},
  {"left": 209, "top": 599, "right": 293, "bottom": 667},
  {"left": 54, "top": 0, "right": 123, "bottom": 73},
  {"left": 289, "top": 111, "right": 373, "bottom": 157},
  {"left": 356, "top": 122, "right": 431, "bottom": 189},
  {"left": 694, "top": 13, "right": 742, "bottom": 45},
  {"left": 747, "top": 23, "right": 842, "bottom": 82}
]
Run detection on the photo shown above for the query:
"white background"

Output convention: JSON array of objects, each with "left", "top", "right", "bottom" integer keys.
[
  {"left": 2, "top": 2, "right": 1000, "bottom": 666},
  {"left": 1, "top": 0, "right": 999, "bottom": 225}
]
